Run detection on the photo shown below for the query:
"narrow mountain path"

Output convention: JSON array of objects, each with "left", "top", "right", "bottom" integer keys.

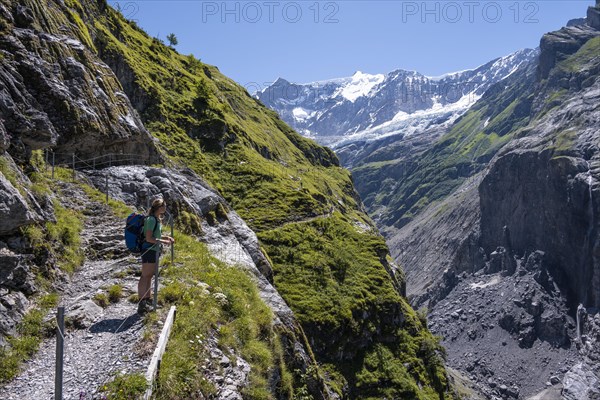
[{"left": 0, "top": 182, "right": 153, "bottom": 400}]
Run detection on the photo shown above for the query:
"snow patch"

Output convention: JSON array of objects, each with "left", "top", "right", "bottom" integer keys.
[
  {"left": 335, "top": 71, "right": 385, "bottom": 102},
  {"left": 292, "top": 107, "right": 311, "bottom": 121}
]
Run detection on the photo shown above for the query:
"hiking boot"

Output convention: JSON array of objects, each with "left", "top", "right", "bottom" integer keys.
[{"left": 137, "top": 298, "right": 154, "bottom": 315}]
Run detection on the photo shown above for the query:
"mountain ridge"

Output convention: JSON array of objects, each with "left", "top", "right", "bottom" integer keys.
[{"left": 257, "top": 48, "right": 538, "bottom": 152}]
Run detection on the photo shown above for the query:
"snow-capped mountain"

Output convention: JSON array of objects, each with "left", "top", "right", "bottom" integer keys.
[{"left": 257, "top": 49, "right": 539, "bottom": 149}]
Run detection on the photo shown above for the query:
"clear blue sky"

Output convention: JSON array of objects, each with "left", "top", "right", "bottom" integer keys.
[{"left": 109, "top": 1, "right": 591, "bottom": 90}]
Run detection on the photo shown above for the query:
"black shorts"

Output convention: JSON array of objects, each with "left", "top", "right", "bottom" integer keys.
[{"left": 141, "top": 249, "right": 159, "bottom": 263}]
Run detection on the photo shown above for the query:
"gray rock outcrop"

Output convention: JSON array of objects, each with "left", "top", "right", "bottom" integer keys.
[
  {"left": 87, "top": 166, "right": 275, "bottom": 283},
  {"left": 537, "top": 23, "right": 600, "bottom": 80},
  {"left": 0, "top": 288, "right": 28, "bottom": 347},
  {"left": 0, "top": 3, "right": 160, "bottom": 163},
  {"left": 588, "top": 2, "right": 600, "bottom": 30},
  {"left": 563, "top": 363, "right": 599, "bottom": 400},
  {"left": 0, "top": 245, "right": 35, "bottom": 295},
  {"left": 0, "top": 172, "right": 38, "bottom": 235}
]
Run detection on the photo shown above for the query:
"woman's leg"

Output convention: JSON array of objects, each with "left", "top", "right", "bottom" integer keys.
[{"left": 138, "top": 262, "right": 155, "bottom": 300}]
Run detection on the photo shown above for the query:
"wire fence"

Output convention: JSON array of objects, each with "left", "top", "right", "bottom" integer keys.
[{"left": 48, "top": 150, "right": 156, "bottom": 169}]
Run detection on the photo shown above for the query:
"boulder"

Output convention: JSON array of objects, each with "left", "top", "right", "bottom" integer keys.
[
  {"left": 562, "top": 363, "right": 600, "bottom": 400},
  {"left": 486, "top": 247, "right": 514, "bottom": 275},
  {"left": 0, "top": 247, "right": 35, "bottom": 294},
  {"left": 66, "top": 300, "right": 103, "bottom": 329},
  {"left": 588, "top": 3, "right": 600, "bottom": 30},
  {"left": 0, "top": 173, "right": 38, "bottom": 235},
  {"left": 0, "top": 289, "right": 29, "bottom": 341},
  {"left": 525, "top": 250, "right": 545, "bottom": 271}
]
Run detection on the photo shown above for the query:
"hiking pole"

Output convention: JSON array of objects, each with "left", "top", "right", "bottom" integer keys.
[
  {"left": 55, "top": 306, "right": 65, "bottom": 400},
  {"left": 170, "top": 215, "right": 174, "bottom": 264},
  {"left": 153, "top": 246, "right": 160, "bottom": 311}
]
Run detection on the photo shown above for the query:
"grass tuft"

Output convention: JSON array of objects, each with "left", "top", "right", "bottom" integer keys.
[{"left": 100, "top": 372, "right": 147, "bottom": 399}]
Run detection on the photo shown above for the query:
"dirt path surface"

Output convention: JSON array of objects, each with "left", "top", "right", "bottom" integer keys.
[{"left": 0, "top": 182, "right": 152, "bottom": 400}]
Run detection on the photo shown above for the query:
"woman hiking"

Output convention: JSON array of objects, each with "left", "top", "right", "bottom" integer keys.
[{"left": 138, "top": 198, "right": 174, "bottom": 314}]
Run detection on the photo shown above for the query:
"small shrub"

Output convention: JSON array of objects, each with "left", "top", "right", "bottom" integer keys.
[
  {"left": 178, "top": 210, "right": 203, "bottom": 235},
  {"left": 21, "top": 224, "right": 45, "bottom": 249},
  {"left": 205, "top": 210, "right": 217, "bottom": 226},
  {"left": 108, "top": 285, "right": 123, "bottom": 303},
  {"left": 0, "top": 155, "right": 18, "bottom": 187},
  {"left": 93, "top": 293, "right": 109, "bottom": 308},
  {"left": 158, "top": 282, "right": 186, "bottom": 304},
  {"left": 128, "top": 294, "right": 139, "bottom": 304},
  {"left": 215, "top": 202, "right": 229, "bottom": 221},
  {"left": 46, "top": 201, "right": 84, "bottom": 274},
  {"left": 0, "top": 294, "right": 58, "bottom": 382}
]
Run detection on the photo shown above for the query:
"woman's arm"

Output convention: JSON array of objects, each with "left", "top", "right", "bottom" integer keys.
[
  {"left": 162, "top": 235, "right": 175, "bottom": 244},
  {"left": 145, "top": 228, "right": 170, "bottom": 245}
]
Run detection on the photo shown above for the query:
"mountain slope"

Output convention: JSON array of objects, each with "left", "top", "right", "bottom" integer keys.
[{"left": 0, "top": 0, "right": 455, "bottom": 398}]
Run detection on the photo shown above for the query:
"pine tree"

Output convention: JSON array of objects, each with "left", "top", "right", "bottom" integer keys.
[{"left": 166, "top": 33, "right": 178, "bottom": 47}]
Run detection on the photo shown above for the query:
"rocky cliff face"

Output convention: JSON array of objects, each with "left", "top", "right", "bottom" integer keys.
[
  {"left": 480, "top": 16, "right": 600, "bottom": 312},
  {"left": 0, "top": 0, "right": 159, "bottom": 164}
]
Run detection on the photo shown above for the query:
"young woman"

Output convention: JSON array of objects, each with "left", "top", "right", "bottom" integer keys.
[{"left": 138, "top": 198, "right": 174, "bottom": 314}]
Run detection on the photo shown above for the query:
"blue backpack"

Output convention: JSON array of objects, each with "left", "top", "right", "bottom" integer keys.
[{"left": 125, "top": 213, "right": 157, "bottom": 253}]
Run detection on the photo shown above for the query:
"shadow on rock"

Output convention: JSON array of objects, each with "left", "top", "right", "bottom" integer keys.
[{"left": 89, "top": 314, "right": 140, "bottom": 333}]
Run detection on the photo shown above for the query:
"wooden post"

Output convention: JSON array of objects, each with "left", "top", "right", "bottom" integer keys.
[
  {"left": 105, "top": 172, "right": 109, "bottom": 204},
  {"left": 143, "top": 306, "right": 176, "bottom": 400},
  {"left": 55, "top": 307, "right": 65, "bottom": 400},
  {"left": 71, "top": 153, "right": 75, "bottom": 182}
]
